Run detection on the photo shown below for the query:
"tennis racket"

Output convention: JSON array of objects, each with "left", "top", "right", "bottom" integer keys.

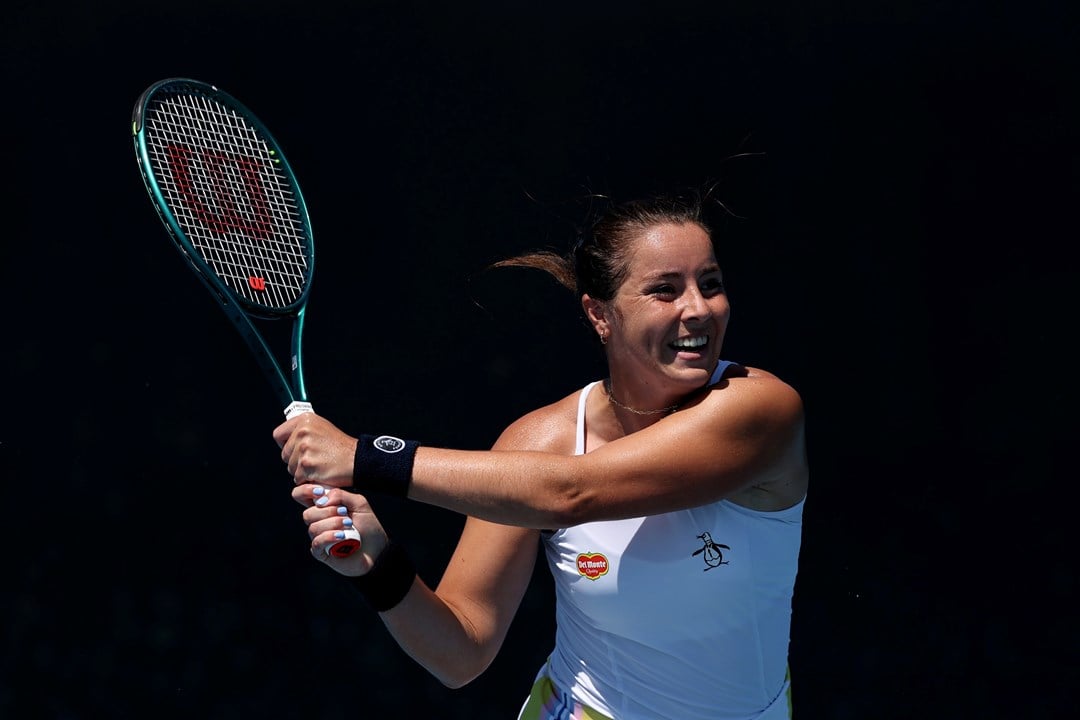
[{"left": 132, "top": 77, "right": 360, "bottom": 557}]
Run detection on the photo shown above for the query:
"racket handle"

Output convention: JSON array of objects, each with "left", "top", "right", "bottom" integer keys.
[{"left": 282, "top": 400, "right": 362, "bottom": 558}]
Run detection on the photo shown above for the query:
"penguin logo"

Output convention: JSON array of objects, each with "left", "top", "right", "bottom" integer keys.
[{"left": 692, "top": 532, "right": 730, "bottom": 571}]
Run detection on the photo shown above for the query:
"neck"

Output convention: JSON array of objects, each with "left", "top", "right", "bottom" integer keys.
[{"left": 603, "top": 378, "right": 680, "bottom": 416}]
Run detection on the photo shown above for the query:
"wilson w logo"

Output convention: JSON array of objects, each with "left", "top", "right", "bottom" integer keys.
[{"left": 166, "top": 143, "right": 275, "bottom": 240}]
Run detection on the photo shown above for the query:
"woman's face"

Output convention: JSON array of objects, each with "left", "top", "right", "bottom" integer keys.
[{"left": 601, "top": 222, "right": 730, "bottom": 393}]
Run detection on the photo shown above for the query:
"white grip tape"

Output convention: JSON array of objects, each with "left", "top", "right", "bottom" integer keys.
[{"left": 284, "top": 401, "right": 314, "bottom": 419}]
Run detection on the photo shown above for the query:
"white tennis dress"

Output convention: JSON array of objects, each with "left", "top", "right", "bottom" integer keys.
[{"left": 528, "top": 361, "right": 804, "bottom": 720}]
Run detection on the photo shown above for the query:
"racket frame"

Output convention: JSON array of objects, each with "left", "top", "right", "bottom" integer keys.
[
  {"left": 133, "top": 78, "right": 359, "bottom": 558},
  {"left": 131, "top": 78, "right": 315, "bottom": 412}
]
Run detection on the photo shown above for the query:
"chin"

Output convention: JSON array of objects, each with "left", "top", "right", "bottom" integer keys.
[{"left": 666, "top": 364, "right": 713, "bottom": 387}]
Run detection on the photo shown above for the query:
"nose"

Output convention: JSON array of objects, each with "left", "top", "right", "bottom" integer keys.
[{"left": 680, "top": 286, "right": 713, "bottom": 322}]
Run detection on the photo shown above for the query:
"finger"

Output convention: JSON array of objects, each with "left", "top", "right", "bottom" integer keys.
[
  {"left": 288, "top": 443, "right": 306, "bottom": 483},
  {"left": 287, "top": 430, "right": 322, "bottom": 484},
  {"left": 306, "top": 512, "right": 355, "bottom": 539},
  {"left": 291, "top": 484, "right": 317, "bottom": 507},
  {"left": 311, "top": 528, "right": 363, "bottom": 560},
  {"left": 304, "top": 483, "right": 360, "bottom": 511},
  {"left": 281, "top": 434, "right": 297, "bottom": 472},
  {"left": 300, "top": 490, "right": 351, "bottom": 523},
  {"left": 272, "top": 417, "right": 297, "bottom": 449},
  {"left": 277, "top": 419, "right": 300, "bottom": 460},
  {"left": 282, "top": 421, "right": 316, "bottom": 475},
  {"left": 301, "top": 506, "right": 350, "bottom": 530}
]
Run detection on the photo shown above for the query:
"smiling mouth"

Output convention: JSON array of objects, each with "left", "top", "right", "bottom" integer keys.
[{"left": 670, "top": 335, "right": 708, "bottom": 352}]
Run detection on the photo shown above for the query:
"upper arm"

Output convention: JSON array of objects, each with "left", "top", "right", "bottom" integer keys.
[
  {"left": 434, "top": 518, "right": 538, "bottom": 672},
  {"left": 567, "top": 374, "right": 806, "bottom": 521},
  {"left": 430, "top": 410, "right": 564, "bottom": 670}
]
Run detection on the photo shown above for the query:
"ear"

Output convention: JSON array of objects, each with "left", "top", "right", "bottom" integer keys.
[{"left": 582, "top": 294, "right": 609, "bottom": 340}]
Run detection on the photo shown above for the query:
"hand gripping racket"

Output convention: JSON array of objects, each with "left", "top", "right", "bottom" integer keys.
[{"left": 132, "top": 78, "right": 360, "bottom": 557}]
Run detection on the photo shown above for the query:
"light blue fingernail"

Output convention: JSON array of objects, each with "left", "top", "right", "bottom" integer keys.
[
  {"left": 336, "top": 506, "right": 348, "bottom": 516},
  {"left": 312, "top": 486, "right": 325, "bottom": 496},
  {"left": 315, "top": 496, "right": 330, "bottom": 507},
  {"left": 343, "top": 518, "right": 353, "bottom": 527},
  {"left": 334, "top": 531, "right": 346, "bottom": 539}
]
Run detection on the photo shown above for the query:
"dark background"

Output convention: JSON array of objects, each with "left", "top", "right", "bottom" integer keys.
[{"left": 2, "top": 1, "right": 1075, "bottom": 718}]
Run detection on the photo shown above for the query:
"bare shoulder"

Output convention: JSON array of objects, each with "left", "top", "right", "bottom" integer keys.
[
  {"left": 738, "top": 364, "right": 797, "bottom": 389},
  {"left": 492, "top": 388, "right": 583, "bottom": 454},
  {"left": 702, "top": 365, "right": 804, "bottom": 421},
  {"left": 704, "top": 365, "right": 808, "bottom": 509}
]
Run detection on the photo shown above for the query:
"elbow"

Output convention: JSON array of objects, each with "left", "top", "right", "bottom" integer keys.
[
  {"left": 416, "top": 627, "right": 497, "bottom": 689},
  {"left": 437, "top": 673, "right": 473, "bottom": 690},
  {"left": 545, "top": 474, "right": 595, "bottom": 527},
  {"left": 429, "top": 657, "right": 490, "bottom": 689}
]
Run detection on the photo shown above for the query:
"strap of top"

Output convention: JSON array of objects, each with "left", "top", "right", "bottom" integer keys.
[
  {"left": 575, "top": 381, "right": 601, "bottom": 455},
  {"left": 710, "top": 359, "right": 746, "bottom": 384}
]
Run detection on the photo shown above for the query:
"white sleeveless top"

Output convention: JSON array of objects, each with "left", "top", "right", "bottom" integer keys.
[{"left": 539, "top": 361, "right": 804, "bottom": 719}]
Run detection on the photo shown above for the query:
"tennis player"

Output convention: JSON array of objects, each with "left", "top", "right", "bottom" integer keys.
[{"left": 276, "top": 189, "right": 808, "bottom": 719}]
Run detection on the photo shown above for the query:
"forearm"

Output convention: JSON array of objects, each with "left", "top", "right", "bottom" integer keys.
[
  {"left": 407, "top": 447, "right": 584, "bottom": 528},
  {"left": 376, "top": 575, "right": 498, "bottom": 688}
]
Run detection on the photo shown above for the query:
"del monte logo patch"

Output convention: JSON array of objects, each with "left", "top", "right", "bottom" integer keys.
[{"left": 577, "top": 552, "right": 609, "bottom": 580}]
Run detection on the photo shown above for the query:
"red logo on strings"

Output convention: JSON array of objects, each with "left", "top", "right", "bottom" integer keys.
[
  {"left": 248, "top": 276, "right": 267, "bottom": 291},
  {"left": 166, "top": 143, "right": 274, "bottom": 240}
]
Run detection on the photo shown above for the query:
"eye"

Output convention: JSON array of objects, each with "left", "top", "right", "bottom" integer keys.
[
  {"left": 648, "top": 283, "right": 678, "bottom": 298},
  {"left": 700, "top": 276, "right": 725, "bottom": 295}
]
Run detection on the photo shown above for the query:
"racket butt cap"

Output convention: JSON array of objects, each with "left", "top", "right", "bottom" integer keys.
[
  {"left": 328, "top": 539, "right": 361, "bottom": 558},
  {"left": 327, "top": 525, "right": 362, "bottom": 557}
]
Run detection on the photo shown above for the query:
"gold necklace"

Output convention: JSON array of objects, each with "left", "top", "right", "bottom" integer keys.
[{"left": 603, "top": 378, "right": 680, "bottom": 415}]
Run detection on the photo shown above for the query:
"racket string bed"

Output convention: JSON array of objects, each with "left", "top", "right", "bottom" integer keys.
[
  {"left": 156, "top": 94, "right": 305, "bottom": 308},
  {"left": 143, "top": 92, "right": 310, "bottom": 311}
]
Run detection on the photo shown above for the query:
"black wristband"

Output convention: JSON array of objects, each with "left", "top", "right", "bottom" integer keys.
[
  {"left": 353, "top": 434, "right": 419, "bottom": 497},
  {"left": 347, "top": 541, "right": 417, "bottom": 612}
]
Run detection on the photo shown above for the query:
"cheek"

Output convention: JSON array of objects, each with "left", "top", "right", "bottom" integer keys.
[{"left": 713, "top": 297, "right": 732, "bottom": 322}]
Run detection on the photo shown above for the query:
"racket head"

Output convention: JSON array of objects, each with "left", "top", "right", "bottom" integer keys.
[{"left": 132, "top": 78, "right": 315, "bottom": 319}]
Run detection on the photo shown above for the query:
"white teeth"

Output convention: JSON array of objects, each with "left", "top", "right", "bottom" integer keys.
[{"left": 672, "top": 336, "right": 707, "bottom": 349}]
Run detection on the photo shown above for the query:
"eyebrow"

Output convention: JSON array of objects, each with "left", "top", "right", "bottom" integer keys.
[{"left": 642, "top": 264, "right": 722, "bottom": 281}]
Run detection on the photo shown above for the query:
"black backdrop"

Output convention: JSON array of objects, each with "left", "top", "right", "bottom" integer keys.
[{"left": 2, "top": 2, "right": 1075, "bottom": 718}]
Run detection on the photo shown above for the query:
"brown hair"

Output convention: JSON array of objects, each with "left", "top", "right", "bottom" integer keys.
[{"left": 491, "top": 189, "right": 717, "bottom": 301}]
